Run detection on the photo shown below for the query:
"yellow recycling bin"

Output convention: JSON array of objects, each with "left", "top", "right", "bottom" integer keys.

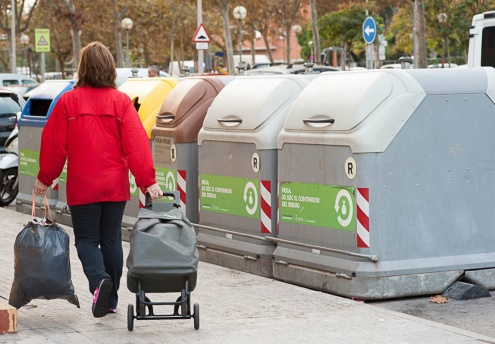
[{"left": 118, "top": 77, "right": 179, "bottom": 237}]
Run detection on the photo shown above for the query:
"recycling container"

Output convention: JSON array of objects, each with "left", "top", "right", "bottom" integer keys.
[
  {"left": 197, "top": 75, "right": 311, "bottom": 277},
  {"left": 151, "top": 76, "right": 232, "bottom": 226},
  {"left": 17, "top": 80, "right": 74, "bottom": 219},
  {"left": 274, "top": 67, "right": 495, "bottom": 299},
  {"left": 118, "top": 77, "right": 179, "bottom": 233}
]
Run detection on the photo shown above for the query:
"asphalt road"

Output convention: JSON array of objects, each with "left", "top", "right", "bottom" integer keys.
[{"left": 370, "top": 290, "right": 495, "bottom": 338}]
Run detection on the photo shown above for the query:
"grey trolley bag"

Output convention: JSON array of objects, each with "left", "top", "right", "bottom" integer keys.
[{"left": 126, "top": 191, "right": 199, "bottom": 331}]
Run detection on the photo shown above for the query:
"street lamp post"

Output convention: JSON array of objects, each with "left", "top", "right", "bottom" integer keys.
[
  {"left": 308, "top": 41, "right": 314, "bottom": 62},
  {"left": 437, "top": 13, "right": 447, "bottom": 68},
  {"left": 20, "top": 34, "right": 29, "bottom": 75},
  {"left": 121, "top": 18, "right": 133, "bottom": 68},
  {"left": 232, "top": 6, "right": 247, "bottom": 69}
]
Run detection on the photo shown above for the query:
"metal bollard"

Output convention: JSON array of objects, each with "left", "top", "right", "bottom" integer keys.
[
  {"left": 303, "top": 61, "right": 315, "bottom": 74},
  {"left": 236, "top": 63, "right": 246, "bottom": 75},
  {"left": 399, "top": 55, "right": 413, "bottom": 69}
]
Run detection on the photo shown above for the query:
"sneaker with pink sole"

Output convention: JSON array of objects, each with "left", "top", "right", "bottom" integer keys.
[{"left": 92, "top": 278, "right": 112, "bottom": 318}]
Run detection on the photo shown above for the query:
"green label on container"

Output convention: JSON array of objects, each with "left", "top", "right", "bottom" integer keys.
[
  {"left": 200, "top": 174, "right": 259, "bottom": 218},
  {"left": 129, "top": 167, "right": 177, "bottom": 197},
  {"left": 155, "top": 166, "right": 177, "bottom": 192},
  {"left": 129, "top": 171, "right": 138, "bottom": 196},
  {"left": 59, "top": 161, "right": 67, "bottom": 183},
  {"left": 279, "top": 182, "right": 355, "bottom": 230},
  {"left": 19, "top": 149, "right": 39, "bottom": 176}
]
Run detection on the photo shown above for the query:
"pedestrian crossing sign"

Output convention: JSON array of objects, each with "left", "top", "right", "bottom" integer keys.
[{"left": 35, "top": 28, "right": 50, "bottom": 53}]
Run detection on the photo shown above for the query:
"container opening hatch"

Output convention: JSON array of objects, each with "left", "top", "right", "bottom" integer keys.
[
  {"left": 132, "top": 98, "right": 141, "bottom": 112},
  {"left": 27, "top": 99, "right": 52, "bottom": 117}
]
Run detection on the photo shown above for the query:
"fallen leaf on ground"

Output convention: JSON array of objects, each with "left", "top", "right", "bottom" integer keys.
[{"left": 429, "top": 295, "right": 448, "bottom": 304}]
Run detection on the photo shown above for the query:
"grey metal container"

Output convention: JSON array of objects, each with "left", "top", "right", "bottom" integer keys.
[
  {"left": 197, "top": 75, "right": 311, "bottom": 277},
  {"left": 150, "top": 76, "right": 231, "bottom": 227},
  {"left": 275, "top": 67, "right": 495, "bottom": 300},
  {"left": 17, "top": 80, "right": 74, "bottom": 219}
]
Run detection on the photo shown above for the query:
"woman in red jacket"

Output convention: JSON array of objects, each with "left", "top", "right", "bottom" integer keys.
[{"left": 33, "top": 41, "right": 163, "bottom": 318}]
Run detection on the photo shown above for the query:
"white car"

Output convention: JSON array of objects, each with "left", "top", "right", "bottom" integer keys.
[
  {"left": 428, "top": 63, "right": 458, "bottom": 68},
  {"left": 380, "top": 63, "right": 412, "bottom": 69},
  {"left": 116, "top": 68, "right": 170, "bottom": 86}
]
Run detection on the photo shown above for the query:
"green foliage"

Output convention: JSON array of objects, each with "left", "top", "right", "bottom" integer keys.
[
  {"left": 318, "top": 3, "right": 384, "bottom": 62},
  {"left": 7, "top": 0, "right": 495, "bottom": 72}
]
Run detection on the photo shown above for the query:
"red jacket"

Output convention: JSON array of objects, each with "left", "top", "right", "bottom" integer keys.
[{"left": 37, "top": 86, "right": 156, "bottom": 206}]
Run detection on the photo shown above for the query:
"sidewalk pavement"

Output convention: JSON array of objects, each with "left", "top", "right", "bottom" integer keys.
[{"left": 0, "top": 206, "right": 494, "bottom": 344}]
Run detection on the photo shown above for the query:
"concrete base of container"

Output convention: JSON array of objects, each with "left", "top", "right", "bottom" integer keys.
[
  {"left": 197, "top": 230, "right": 275, "bottom": 278},
  {"left": 463, "top": 268, "right": 495, "bottom": 290},
  {"left": 272, "top": 262, "right": 463, "bottom": 300},
  {"left": 54, "top": 211, "right": 73, "bottom": 227},
  {"left": 16, "top": 197, "right": 58, "bottom": 221},
  {"left": 199, "top": 247, "right": 273, "bottom": 278},
  {"left": 122, "top": 227, "right": 133, "bottom": 242},
  {"left": 122, "top": 214, "right": 137, "bottom": 232},
  {"left": 442, "top": 281, "right": 491, "bottom": 300}
]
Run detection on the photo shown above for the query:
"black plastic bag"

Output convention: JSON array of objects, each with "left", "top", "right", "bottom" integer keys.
[{"left": 9, "top": 219, "right": 80, "bottom": 309}]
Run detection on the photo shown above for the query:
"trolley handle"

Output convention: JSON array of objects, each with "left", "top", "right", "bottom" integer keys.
[{"left": 145, "top": 190, "right": 180, "bottom": 209}]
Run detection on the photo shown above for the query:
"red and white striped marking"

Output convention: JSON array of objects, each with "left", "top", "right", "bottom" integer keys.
[
  {"left": 178, "top": 170, "right": 187, "bottom": 212},
  {"left": 356, "top": 187, "right": 370, "bottom": 248},
  {"left": 52, "top": 178, "right": 59, "bottom": 191},
  {"left": 139, "top": 187, "right": 146, "bottom": 208},
  {"left": 260, "top": 180, "right": 272, "bottom": 233},
  {"left": 277, "top": 181, "right": 280, "bottom": 235}
]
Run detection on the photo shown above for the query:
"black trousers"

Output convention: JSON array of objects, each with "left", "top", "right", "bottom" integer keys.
[{"left": 70, "top": 201, "right": 126, "bottom": 309}]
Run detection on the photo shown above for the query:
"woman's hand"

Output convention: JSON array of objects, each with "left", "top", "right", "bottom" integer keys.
[
  {"left": 146, "top": 183, "right": 163, "bottom": 200},
  {"left": 33, "top": 179, "right": 48, "bottom": 196}
]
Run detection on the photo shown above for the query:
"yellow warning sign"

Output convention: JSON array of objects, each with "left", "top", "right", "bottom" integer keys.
[{"left": 35, "top": 28, "right": 50, "bottom": 53}]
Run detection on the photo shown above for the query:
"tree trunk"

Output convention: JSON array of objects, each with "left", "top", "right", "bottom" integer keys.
[
  {"left": 219, "top": 2, "right": 234, "bottom": 74},
  {"left": 415, "top": 0, "right": 427, "bottom": 68},
  {"left": 285, "top": 25, "right": 291, "bottom": 64},
  {"left": 65, "top": 0, "right": 81, "bottom": 70},
  {"left": 71, "top": 26, "right": 81, "bottom": 70},
  {"left": 262, "top": 33, "right": 274, "bottom": 63},
  {"left": 310, "top": 0, "right": 320, "bottom": 63}
]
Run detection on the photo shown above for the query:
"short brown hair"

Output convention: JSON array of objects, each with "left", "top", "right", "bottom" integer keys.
[{"left": 74, "top": 42, "right": 117, "bottom": 88}]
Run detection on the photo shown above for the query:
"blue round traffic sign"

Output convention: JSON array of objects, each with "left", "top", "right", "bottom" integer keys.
[{"left": 362, "top": 17, "right": 377, "bottom": 44}]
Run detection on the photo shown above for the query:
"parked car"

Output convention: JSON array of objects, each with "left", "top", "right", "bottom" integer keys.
[
  {"left": 0, "top": 73, "right": 37, "bottom": 86},
  {"left": 380, "top": 63, "right": 412, "bottom": 69},
  {"left": 245, "top": 63, "right": 339, "bottom": 75},
  {"left": 0, "top": 89, "right": 25, "bottom": 153},
  {"left": 428, "top": 63, "right": 459, "bottom": 68},
  {"left": 116, "top": 68, "right": 170, "bottom": 86},
  {"left": 3, "top": 84, "right": 39, "bottom": 101}
]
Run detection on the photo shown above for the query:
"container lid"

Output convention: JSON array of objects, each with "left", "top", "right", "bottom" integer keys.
[
  {"left": 157, "top": 77, "right": 224, "bottom": 126},
  {"left": 118, "top": 78, "right": 177, "bottom": 98},
  {"left": 203, "top": 76, "right": 304, "bottom": 131},
  {"left": 278, "top": 70, "right": 426, "bottom": 153},
  {"left": 284, "top": 72, "right": 393, "bottom": 132},
  {"left": 26, "top": 80, "right": 74, "bottom": 99},
  {"left": 118, "top": 77, "right": 179, "bottom": 138}
]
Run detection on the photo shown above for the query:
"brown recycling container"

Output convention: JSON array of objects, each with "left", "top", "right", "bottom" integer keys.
[{"left": 151, "top": 76, "right": 232, "bottom": 224}]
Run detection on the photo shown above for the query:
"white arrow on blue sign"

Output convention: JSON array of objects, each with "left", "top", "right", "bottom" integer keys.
[{"left": 362, "top": 16, "right": 377, "bottom": 44}]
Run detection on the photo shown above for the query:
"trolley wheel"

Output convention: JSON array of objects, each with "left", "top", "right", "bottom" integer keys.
[
  {"left": 127, "top": 304, "right": 134, "bottom": 331},
  {"left": 181, "top": 290, "right": 187, "bottom": 318},
  {"left": 193, "top": 303, "right": 200, "bottom": 330}
]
